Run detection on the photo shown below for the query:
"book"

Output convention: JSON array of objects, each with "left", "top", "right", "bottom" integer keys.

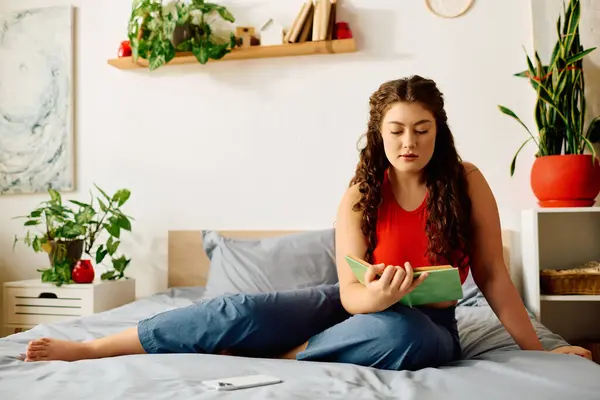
[{"left": 345, "top": 255, "right": 463, "bottom": 307}]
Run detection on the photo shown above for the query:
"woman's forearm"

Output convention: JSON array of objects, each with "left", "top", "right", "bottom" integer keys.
[
  {"left": 340, "top": 283, "right": 386, "bottom": 314},
  {"left": 480, "top": 270, "right": 543, "bottom": 351}
]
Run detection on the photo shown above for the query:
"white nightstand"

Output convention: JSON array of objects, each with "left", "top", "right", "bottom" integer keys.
[
  {"left": 521, "top": 207, "right": 600, "bottom": 345},
  {"left": 3, "top": 278, "right": 136, "bottom": 333}
]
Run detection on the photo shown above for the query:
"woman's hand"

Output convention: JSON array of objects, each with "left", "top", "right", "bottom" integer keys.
[
  {"left": 549, "top": 346, "right": 593, "bottom": 360},
  {"left": 363, "top": 262, "right": 428, "bottom": 311}
]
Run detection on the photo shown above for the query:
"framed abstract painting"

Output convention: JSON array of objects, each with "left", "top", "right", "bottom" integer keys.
[{"left": 0, "top": 5, "right": 75, "bottom": 195}]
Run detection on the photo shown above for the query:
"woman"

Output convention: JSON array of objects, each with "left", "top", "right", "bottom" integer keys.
[{"left": 24, "top": 76, "right": 591, "bottom": 368}]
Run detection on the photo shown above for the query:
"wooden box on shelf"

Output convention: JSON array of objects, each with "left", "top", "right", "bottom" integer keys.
[
  {"left": 3, "top": 278, "right": 136, "bottom": 333},
  {"left": 521, "top": 207, "right": 600, "bottom": 345}
]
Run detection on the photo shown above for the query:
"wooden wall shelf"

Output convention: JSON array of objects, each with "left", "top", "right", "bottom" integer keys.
[{"left": 107, "top": 38, "right": 357, "bottom": 70}]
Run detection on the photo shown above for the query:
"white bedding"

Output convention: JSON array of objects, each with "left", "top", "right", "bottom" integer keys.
[{"left": 0, "top": 286, "right": 599, "bottom": 400}]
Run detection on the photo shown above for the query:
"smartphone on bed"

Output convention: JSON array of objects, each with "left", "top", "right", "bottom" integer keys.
[{"left": 201, "top": 374, "right": 283, "bottom": 391}]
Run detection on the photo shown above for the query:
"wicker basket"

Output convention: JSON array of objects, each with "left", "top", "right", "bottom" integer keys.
[{"left": 540, "top": 261, "right": 600, "bottom": 295}]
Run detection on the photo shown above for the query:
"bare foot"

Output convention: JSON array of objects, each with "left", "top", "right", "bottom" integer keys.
[{"left": 25, "top": 338, "right": 94, "bottom": 362}]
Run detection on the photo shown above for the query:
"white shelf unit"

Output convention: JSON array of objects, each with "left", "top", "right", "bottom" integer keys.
[{"left": 521, "top": 207, "right": 600, "bottom": 344}]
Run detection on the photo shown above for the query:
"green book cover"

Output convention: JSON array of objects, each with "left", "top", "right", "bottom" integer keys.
[{"left": 345, "top": 255, "right": 463, "bottom": 307}]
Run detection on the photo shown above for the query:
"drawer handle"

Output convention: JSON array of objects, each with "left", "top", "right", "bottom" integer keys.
[{"left": 38, "top": 292, "right": 58, "bottom": 299}]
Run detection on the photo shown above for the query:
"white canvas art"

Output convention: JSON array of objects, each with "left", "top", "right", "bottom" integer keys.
[{"left": 0, "top": 6, "right": 74, "bottom": 195}]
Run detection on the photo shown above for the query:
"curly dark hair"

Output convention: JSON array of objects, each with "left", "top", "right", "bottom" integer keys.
[{"left": 349, "top": 75, "right": 473, "bottom": 271}]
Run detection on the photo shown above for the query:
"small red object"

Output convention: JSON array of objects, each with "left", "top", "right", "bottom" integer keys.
[
  {"left": 335, "top": 22, "right": 352, "bottom": 39},
  {"left": 72, "top": 259, "right": 95, "bottom": 283},
  {"left": 118, "top": 40, "right": 132, "bottom": 58}
]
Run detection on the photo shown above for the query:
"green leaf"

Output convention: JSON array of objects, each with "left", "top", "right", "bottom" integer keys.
[
  {"left": 95, "top": 184, "right": 111, "bottom": 201},
  {"left": 534, "top": 51, "right": 546, "bottom": 78},
  {"left": 49, "top": 189, "right": 62, "bottom": 204},
  {"left": 149, "top": 51, "right": 166, "bottom": 71},
  {"left": 107, "top": 237, "right": 120, "bottom": 255},
  {"left": 69, "top": 200, "right": 91, "bottom": 208},
  {"left": 176, "top": 2, "right": 190, "bottom": 23},
  {"left": 149, "top": 39, "right": 176, "bottom": 71},
  {"left": 32, "top": 237, "right": 42, "bottom": 252},
  {"left": 101, "top": 270, "right": 118, "bottom": 280},
  {"left": 131, "top": 37, "right": 140, "bottom": 61},
  {"left": 549, "top": 41, "right": 560, "bottom": 69},
  {"left": 117, "top": 215, "right": 132, "bottom": 231},
  {"left": 587, "top": 116, "right": 600, "bottom": 143},
  {"left": 99, "top": 199, "right": 109, "bottom": 212},
  {"left": 112, "top": 189, "right": 131, "bottom": 206},
  {"left": 105, "top": 222, "right": 121, "bottom": 239},
  {"left": 525, "top": 51, "right": 537, "bottom": 79},
  {"left": 513, "top": 70, "right": 529, "bottom": 78},
  {"left": 510, "top": 137, "right": 534, "bottom": 176},
  {"left": 163, "top": 19, "right": 177, "bottom": 39},
  {"left": 214, "top": 5, "right": 235, "bottom": 22},
  {"left": 498, "top": 105, "right": 539, "bottom": 146},
  {"left": 565, "top": 47, "right": 596, "bottom": 65},
  {"left": 208, "top": 42, "right": 230, "bottom": 60},
  {"left": 75, "top": 206, "right": 95, "bottom": 225},
  {"left": 579, "top": 134, "right": 598, "bottom": 161},
  {"left": 193, "top": 44, "right": 209, "bottom": 64},
  {"left": 177, "top": 40, "right": 192, "bottom": 52},
  {"left": 112, "top": 256, "right": 131, "bottom": 273},
  {"left": 563, "top": 0, "right": 580, "bottom": 52},
  {"left": 96, "top": 246, "right": 108, "bottom": 264},
  {"left": 24, "top": 220, "right": 40, "bottom": 226},
  {"left": 529, "top": 78, "right": 570, "bottom": 128}
]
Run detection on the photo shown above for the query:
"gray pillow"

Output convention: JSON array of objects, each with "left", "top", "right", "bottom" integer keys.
[
  {"left": 457, "top": 269, "right": 488, "bottom": 307},
  {"left": 201, "top": 229, "right": 339, "bottom": 299}
]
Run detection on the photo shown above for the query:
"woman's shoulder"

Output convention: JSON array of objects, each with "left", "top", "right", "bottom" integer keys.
[
  {"left": 459, "top": 161, "right": 497, "bottom": 204},
  {"left": 462, "top": 161, "right": 480, "bottom": 176},
  {"left": 340, "top": 183, "right": 362, "bottom": 211}
]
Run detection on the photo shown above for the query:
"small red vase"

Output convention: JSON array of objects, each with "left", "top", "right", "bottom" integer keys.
[
  {"left": 72, "top": 259, "right": 95, "bottom": 283},
  {"left": 335, "top": 22, "right": 353, "bottom": 39}
]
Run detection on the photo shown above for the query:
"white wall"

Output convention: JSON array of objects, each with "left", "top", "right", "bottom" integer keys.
[{"left": 0, "top": 0, "right": 542, "bottom": 303}]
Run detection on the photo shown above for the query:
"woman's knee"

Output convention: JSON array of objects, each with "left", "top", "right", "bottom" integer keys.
[{"left": 346, "top": 309, "right": 454, "bottom": 371}]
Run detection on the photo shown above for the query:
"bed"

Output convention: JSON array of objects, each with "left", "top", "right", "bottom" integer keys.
[{"left": 1, "top": 229, "right": 599, "bottom": 400}]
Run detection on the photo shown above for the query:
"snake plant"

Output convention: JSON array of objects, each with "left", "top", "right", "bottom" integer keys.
[{"left": 498, "top": 0, "right": 599, "bottom": 176}]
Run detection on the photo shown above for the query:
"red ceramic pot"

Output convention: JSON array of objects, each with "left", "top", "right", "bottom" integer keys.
[
  {"left": 530, "top": 154, "right": 600, "bottom": 207},
  {"left": 72, "top": 259, "right": 95, "bottom": 283}
]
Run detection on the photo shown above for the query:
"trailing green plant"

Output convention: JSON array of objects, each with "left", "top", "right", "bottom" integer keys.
[
  {"left": 128, "top": 0, "right": 236, "bottom": 71},
  {"left": 175, "top": 0, "right": 237, "bottom": 65},
  {"left": 13, "top": 185, "right": 134, "bottom": 286},
  {"left": 498, "top": 0, "right": 600, "bottom": 176}
]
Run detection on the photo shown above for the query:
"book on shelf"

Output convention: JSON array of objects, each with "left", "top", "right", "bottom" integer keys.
[{"left": 285, "top": 0, "right": 338, "bottom": 44}]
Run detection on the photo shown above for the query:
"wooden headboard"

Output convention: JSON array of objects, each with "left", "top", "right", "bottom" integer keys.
[{"left": 167, "top": 229, "right": 515, "bottom": 289}]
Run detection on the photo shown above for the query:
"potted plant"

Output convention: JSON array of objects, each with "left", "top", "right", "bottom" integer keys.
[
  {"left": 498, "top": 0, "right": 600, "bottom": 207},
  {"left": 127, "top": 0, "right": 237, "bottom": 71},
  {"left": 13, "top": 185, "right": 134, "bottom": 287}
]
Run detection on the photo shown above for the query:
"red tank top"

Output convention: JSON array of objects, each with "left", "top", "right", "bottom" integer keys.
[{"left": 371, "top": 171, "right": 470, "bottom": 284}]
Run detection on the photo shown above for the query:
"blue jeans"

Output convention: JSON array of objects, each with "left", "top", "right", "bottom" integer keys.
[{"left": 137, "top": 284, "right": 461, "bottom": 371}]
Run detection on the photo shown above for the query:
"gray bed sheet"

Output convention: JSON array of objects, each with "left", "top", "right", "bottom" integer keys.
[{"left": 1, "top": 287, "right": 599, "bottom": 400}]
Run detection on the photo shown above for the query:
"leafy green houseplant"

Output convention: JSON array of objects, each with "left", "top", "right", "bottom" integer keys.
[
  {"left": 127, "top": 0, "right": 237, "bottom": 70},
  {"left": 498, "top": 0, "right": 600, "bottom": 207},
  {"left": 13, "top": 186, "right": 133, "bottom": 286}
]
